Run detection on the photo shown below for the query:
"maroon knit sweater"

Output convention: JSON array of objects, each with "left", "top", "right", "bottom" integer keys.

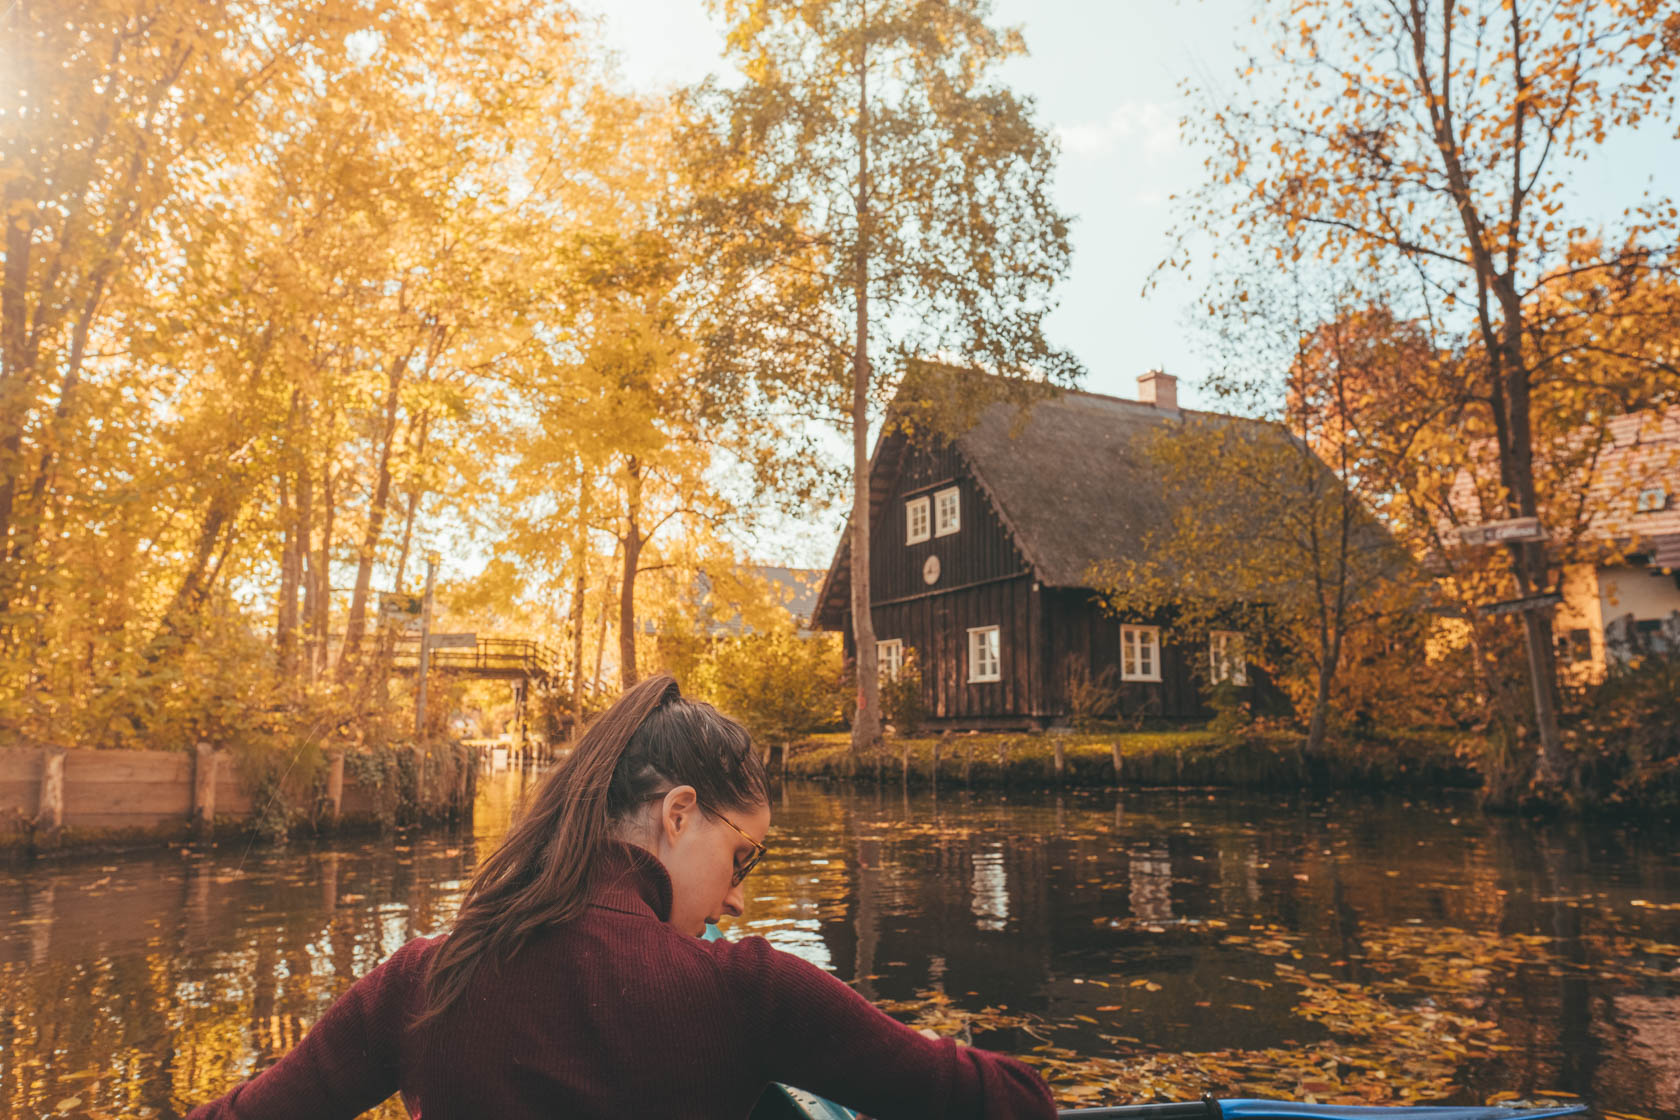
[{"left": 186, "top": 843, "right": 1056, "bottom": 1119}]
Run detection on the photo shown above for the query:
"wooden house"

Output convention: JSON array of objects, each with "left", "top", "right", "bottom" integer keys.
[
  {"left": 812, "top": 372, "right": 1264, "bottom": 730},
  {"left": 1448, "top": 408, "right": 1680, "bottom": 684}
]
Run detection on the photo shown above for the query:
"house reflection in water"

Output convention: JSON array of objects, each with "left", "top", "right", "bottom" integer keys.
[
  {"left": 1130, "top": 845, "right": 1173, "bottom": 922},
  {"left": 970, "top": 847, "right": 1010, "bottom": 932}
]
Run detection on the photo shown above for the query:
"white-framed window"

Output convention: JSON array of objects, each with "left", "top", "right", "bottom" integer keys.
[
  {"left": 1635, "top": 485, "right": 1670, "bottom": 514},
  {"left": 877, "top": 638, "right": 903, "bottom": 681},
  {"left": 934, "top": 486, "right": 961, "bottom": 536},
  {"left": 906, "top": 495, "right": 931, "bottom": 544},
  {"left": 1209, "top": 630, "right": 1248, "bottom": 686},
  {"left": 1120, "top": 625, "right": 1161, "bottom": 682},
  {"left": 967, "top": 625, "right": 1000, "bottom": 682}
]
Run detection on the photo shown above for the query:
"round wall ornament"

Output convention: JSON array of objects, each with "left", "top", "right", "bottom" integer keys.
[{"left": 922, "top": 554, "right": 941, "bottom": 585}]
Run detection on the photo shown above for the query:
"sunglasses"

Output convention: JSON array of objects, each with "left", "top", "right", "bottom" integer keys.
[{"left": 700, "top": 801, "right": 767, "bottom": 886}]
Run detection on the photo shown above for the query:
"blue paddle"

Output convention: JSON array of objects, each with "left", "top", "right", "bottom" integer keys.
[{"left": 1062, "top": 1103, "right": 1588, "bottom": 1120}]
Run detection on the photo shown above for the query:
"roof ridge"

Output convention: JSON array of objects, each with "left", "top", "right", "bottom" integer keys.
[{"left": 1051, "top": 384, "right": 1257, "bottom": 424}]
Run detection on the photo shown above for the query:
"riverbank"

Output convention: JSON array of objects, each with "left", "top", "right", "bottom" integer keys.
[
  {"left": 0, "top": 739, "right": 477, "bottom": 857},
  {"left": 781, "top": 728, "right": 1483, "bottom": 790}
]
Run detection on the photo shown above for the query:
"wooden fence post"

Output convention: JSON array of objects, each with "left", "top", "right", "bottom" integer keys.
[
  {"left": 900, "top": 738, "right": 910, "bottom": 784},
  {"left": 326, "top": 751, "right": 345, "bottom": 827},
  {"left": 1052, "top": 737, "right": 1066, "bottom": 783},
  {"left": 36, "top": 747, "right": 64, "bottom": 847},
  {"left": 964, "top": 741, "right": 973, "bottom": 784},
  {"left": 1112, "top": 740, "right": 1123, "bottom": 782},
  {"left": 930, "top": 737, "right": 941, "bottom": 786},
  {"left": 192, "top": 743, "right": 219, "bottom": 841}
]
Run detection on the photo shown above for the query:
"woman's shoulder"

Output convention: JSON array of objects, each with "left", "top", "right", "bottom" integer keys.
[
  {"left": 697, "top": 933, "right": 842, "bottom": 996},
  {"left": 377, "top": 934, "right": 446, "bottom": 986}
]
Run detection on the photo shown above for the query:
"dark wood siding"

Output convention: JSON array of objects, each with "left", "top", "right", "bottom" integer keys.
[
  {"left": 870, "top": 441, "right": 1028, "bottom": 605},
  {"left": 1040, "top": 589, "right": 1208, "bottom": 722},
  {"left": 870, "top": 575, "right": 1040, "bottom": 727}
]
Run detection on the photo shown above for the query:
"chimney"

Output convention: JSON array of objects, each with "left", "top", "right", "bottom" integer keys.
[{"left": 1137, "top": 369, "right": 1178, "bottom": 412}]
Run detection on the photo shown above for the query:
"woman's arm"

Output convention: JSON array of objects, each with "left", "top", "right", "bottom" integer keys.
[
  {"left": 184, "top": 937, "right": 433, "bottom": 1120},
  {"left": 719, "top": 937, "right": 1057, "bottom": 1120}
]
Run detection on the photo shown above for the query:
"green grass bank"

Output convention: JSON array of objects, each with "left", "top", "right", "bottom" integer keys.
[{"left": 779, "top": 728, "right": 1482, "bottom": 791}]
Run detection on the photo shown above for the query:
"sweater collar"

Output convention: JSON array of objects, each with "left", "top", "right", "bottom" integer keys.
[{"left": 591, "top": 840, "right": 674, "bottom": 923}]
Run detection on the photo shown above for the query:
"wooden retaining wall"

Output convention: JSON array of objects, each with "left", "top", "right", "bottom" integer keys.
[{"left": 0, "top": 743, "right": 472, "bottom": 852}]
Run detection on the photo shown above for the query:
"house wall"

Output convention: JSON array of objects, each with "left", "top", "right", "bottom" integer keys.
[
  {"left": 869, "top": 575, "right": 1040, "bottom": 726},
  {"left": 1596, "top": 563, "right": 1680, "bottom": 658},
  {"left": 1554, "top": 563, "right": 1609, "bottom": 685},
  {"left": 1039, "top": 588, "right": 1207, "bottom": 721},
  {"left": 1597, "top": 563, "right": 1680, "bottom": 622}
]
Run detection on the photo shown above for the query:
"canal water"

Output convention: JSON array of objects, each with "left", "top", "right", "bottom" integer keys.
[{"left": 2, "top": 768, "right": 1677, "bottom": 1120}]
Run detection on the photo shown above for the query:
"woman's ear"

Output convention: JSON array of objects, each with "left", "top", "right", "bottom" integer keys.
[{"left": 659, "top": 785, "right": 699, "bottom": 845}]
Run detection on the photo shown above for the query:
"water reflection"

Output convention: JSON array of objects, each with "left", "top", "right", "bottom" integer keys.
[{"left": 0, "top": 776, "right": 1676, "bottom": 1119}]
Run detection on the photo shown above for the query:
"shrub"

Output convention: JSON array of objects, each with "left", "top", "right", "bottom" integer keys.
[
  {"left": 1566, "top": 648, "right": 1680, "bottom": 811},
  {"left": 882, "top": 648, "right": 927, "bottom": 737},
  {"left": 1064, "top": 655, "right": 1119, "bottom": 731},
  {"left": 692, "top": 628, "right": 844, "bottom": 750}
]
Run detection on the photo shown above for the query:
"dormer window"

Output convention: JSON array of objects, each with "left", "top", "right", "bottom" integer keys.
[
  {"left": 906, "top": 496, "right": 930, "bottom": 544},
  {"left": 1635, "top": 485, "right": 1670, "bottom": 514},
  {"left": 934, "top": 486, "right": 960, "bottom": 536}
]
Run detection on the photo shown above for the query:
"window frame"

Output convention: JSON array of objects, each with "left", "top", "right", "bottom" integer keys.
[
  {"left": 1209, "top": 630, "right": 1249, "bottom": 686},
  {"left": 934, "top": 486, "right": 961, "bottom": 537},
  {"left": 1559, "top": 628, "right": 1593, "bottom": 665},
  {"left": 1120, "top": 624, "right": 1162, "bottom": 683},
  {"left": 1634, "top": 485, "right": 1670, "bottom": 514},
  {"left": 906, "top": 495, "right": 931, "bottom": 544},
  {"left": 877, "top": 638, "right": 904, "bottom": 681},
  {"left": 967, "top": 625, "right": 1001, "bottom": 683}
]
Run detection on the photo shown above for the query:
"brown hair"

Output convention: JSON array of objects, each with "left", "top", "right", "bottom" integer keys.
[{"left": 419, "top": 673, "right": 766, "bottom": 1022}]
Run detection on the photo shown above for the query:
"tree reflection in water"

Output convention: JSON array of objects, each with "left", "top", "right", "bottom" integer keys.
[{"left": 1, "top": 774, "right": 1676, "bottom": 1119}]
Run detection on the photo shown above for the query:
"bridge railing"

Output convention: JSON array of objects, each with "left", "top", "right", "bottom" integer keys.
[{"left": 385, "top": 636, "right": 561, "bottom": 683}]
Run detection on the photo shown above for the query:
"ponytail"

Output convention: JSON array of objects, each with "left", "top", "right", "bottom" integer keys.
[{"left": 419, "top": 673, "right": 764, "bottom": 1023}]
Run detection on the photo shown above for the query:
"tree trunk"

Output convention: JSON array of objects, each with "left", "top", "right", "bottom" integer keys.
[
  {"left": 293, "top": 408, "right": 314, "bottom": 690},
  {"left": 308, "top": 438, "right": 336, "bottom": 681},
  {"left": 848, "top": 25, "right": 882, "bottom": 755},
  {"left": 338, "top": 350, "right": 410, "bottom": 680},
  {"left": 571, "top": 475, "right": 590, "bottom": 726},
  {"left": 276, "top": 392, "right": 303, "bottom": 679},
  {"left": 1409, "top": 5, "right": 1563, "bottom": 781},
  {"left": 392, "top": 412, "right": 430, "bottom": 595},
  {"left": 0, "top": 175, "right": 40, "bottom": 581},
  {"left": 618, "top": 456, "right": 643, "bottom": 690},
  {"left": 593, "top": 543, "right": 620, "bottom": 700},
  {"left": 144, "top": 489, "right": 241, "bottom": 662},
  {"left": 1304, "top": 633, "right": 1342, "bottom": 756}
]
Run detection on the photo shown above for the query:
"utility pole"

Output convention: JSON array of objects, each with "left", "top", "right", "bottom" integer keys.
[{"left": 414, "top": 551, "right": 439, "bottom": 740}]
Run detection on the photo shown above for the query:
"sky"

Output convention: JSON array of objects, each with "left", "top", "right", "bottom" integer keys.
[{"left": 571, "top": 0, "right": 1680, "bottom": 568}]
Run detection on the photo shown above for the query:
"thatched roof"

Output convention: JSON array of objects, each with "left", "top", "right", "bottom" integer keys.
[
  {"left": 953, "top": 389, "right": 1230, "bottom": 588},
  {"left": 812, "top": 385, "right": 1278, "bottom": 628}
]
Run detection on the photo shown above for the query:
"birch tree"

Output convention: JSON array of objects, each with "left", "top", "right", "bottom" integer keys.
[{"left": 687, "top": 0, "right": 1078, "bottom": 754}]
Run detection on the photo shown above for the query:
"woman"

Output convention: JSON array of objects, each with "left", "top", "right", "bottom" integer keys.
[{"left": 188, "top": 674, "right": 1056, "bottom": 1119}]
